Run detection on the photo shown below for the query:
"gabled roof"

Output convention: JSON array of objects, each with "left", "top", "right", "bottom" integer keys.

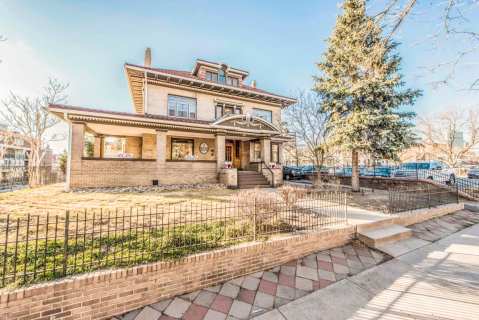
[{"left": 125, "top": 63, "right": 296, "bottom": 114}]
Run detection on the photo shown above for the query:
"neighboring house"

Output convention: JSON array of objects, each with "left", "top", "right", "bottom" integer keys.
[
  {"left": 49, "top": 50, "right": 296, "bottom": 189},
  {"left": 0, "top": 128, "right": 30, "bottom": 167},
  {"left": 0, "top": 127, "right": 31, "bottom": 183}
]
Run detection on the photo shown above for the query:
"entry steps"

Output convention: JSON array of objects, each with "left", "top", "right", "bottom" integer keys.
[
  {"left": 237, "top": 171, "right": 270, "bottom": 189},
  {"left": 358, "top": 224, "right": 430, "bottom": 257}
]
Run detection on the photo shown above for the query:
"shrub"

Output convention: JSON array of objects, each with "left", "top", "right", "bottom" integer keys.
[{"left": 277, "top": 185, "right": 307, "bottom": 207}]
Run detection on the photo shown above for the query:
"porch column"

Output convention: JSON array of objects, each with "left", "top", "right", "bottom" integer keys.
[
  {"left": 156, "top": 129, "right": 167, "bottom": 181},
  {"left": 261, "top": 138, "right": 271, "bottom": 165},
  {"left": 67, "top": 122, "right": 85, "bottom": 191},
  {"left": 278, "top": 143, "right": 284, "bottom": 165},
  {"left": 93, "top": 135, "right": 102, "bottom": 158},
  {"left": 215, "top": 133, "right": 226, "bottom": 171}
]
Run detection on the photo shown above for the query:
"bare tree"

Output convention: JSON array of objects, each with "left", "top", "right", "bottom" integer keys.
[
  {"left": 374, "top": 0, "right": 479, "bottom": 90},
  {"left": 283, "top": 91, "right": 331, "bottom": 168},
  {"left": 417, "top": 107, "right": 479, "bottom": 166},
  {"left": 0, "top": 79, "right": 68, "bottom": 186}
]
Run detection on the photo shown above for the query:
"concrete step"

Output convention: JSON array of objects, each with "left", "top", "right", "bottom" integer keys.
[
  {"left": 238, "top": 184, "right": 271, "bottom": 189},
  {"left": 376, "top": 237, "right": 431, "bottom": 257},
  {"left": 358, "top": 224, "right": 412, "bottom": 248}
]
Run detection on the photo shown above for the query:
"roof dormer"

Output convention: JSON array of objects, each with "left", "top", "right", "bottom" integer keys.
[{"left": 192, "top": 59, "right": 249, "bottom": 86}]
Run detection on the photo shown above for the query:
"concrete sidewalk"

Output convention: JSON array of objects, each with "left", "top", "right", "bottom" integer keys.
[{"left": 256, "top": 222, "right": 479, "bottom": 320}]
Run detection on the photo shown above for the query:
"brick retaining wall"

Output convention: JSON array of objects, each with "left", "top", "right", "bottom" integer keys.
[
  {"left": 0, "top": 203, "right": 463, "bottom": 320},
  {"left": 0, "top": 227, "right": 355, "bottom": 320}
]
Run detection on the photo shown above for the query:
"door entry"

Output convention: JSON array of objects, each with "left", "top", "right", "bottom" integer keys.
[{"left": 225, "top": 141, "right": 241, "bottom": 168}]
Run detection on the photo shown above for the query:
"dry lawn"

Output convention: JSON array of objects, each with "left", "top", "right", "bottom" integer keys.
[{"left": 0, "top": 184, "right": 239, "bottom": 218}]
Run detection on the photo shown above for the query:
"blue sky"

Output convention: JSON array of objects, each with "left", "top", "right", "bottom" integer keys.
[{"left": 0, "top": 0, "right": 478, "bottom": 152}]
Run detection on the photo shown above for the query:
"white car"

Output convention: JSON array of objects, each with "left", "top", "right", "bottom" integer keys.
[{"left": 392, "top": 161, "right": 456, "bottom": 184}]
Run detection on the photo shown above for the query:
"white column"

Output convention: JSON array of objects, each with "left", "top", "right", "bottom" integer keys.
[
  {"left": 156, "top": 129, "right": 167, "bottom": 181},
  {"left": 261, "top": 138, "right": 271, "bottom": 165},
  {"left": 278, "top": 143, "right": 284, "bottom": 165},
  {"left": 216, "top": 133, "right": 226, "bottom": 171}
]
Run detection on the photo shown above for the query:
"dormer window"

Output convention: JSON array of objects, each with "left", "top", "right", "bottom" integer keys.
[
  {"left": 206, "top": 71, "right": 218, "bottom": 82},
  {"left": 227, "top": 77, "right": 239, "bottom": 86},
  {"left": 205, "top": 71, "right": 239, "bottom": 87}
]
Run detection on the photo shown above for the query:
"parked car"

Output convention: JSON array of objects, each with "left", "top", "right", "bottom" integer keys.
[
  {"left": 392, "top": 161, "right": 456, "bottom": 184},
  {"left": 300, "top": 165, "right": 318, "bottom": 176},
  {"left": 283, "top": 166, "right": 303, "bottom": 180},
  {"left": 363, "top": 166, "right": 393, "bottom": 177},
  {"left": 334, "top": 166, "right": 367, "bottom": 176},
  {"left": 468, "top": 166, "right": 479, "bottom": 179}
]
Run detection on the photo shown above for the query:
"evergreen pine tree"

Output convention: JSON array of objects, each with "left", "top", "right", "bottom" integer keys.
[{"left": 314, "top": 0, "right": 421, "bottom": 191}]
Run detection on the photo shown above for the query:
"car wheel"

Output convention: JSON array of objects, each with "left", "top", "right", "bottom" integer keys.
[
  {"left": 427, "top": 176, "right": 433, "bottom": 180},
  {"left": 449, "top": 174, "right": 456, "bottom": 185},
  {"left": 285, "top": 174, "right": 291, "bottom": 181}
]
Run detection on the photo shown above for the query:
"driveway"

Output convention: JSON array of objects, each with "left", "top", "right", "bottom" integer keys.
[{"left": 261, "top": 220, "right": 479, "bottom": 319}]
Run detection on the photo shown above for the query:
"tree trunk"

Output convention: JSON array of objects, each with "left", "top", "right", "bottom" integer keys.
[{"left": 351, "top": 149, "right": 360, "bottom": 192}]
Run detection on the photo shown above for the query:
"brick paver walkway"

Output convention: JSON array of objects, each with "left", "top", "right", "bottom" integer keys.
[
  {"left": 117, "top": 243, "right": 388, "bottom": 320},
  {"left": 410, "top": 209, "right": 479, "bottom": 242}
]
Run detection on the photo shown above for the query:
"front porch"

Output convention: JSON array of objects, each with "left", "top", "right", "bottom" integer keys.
[{"left": 67, "top": 117, "right": 285, "bottom": 189}]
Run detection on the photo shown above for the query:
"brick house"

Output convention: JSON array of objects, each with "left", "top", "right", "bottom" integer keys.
[{"left": 49, "top": 50, "right": 296, "bottom": 190}]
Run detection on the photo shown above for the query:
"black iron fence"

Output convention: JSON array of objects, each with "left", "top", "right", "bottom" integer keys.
[
  {"left": 388, "top": 184, "right": 459, "bottom": 214},
  {"left": 0, "top": 166, "right": 65, "bottom": 191},
  {"left": 0, "top": 190, "right": 347, "bottom": 288}
]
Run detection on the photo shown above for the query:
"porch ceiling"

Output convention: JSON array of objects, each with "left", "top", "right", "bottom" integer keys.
[{"left": 86, "top": 123, "right": 156, "bottom": 136}]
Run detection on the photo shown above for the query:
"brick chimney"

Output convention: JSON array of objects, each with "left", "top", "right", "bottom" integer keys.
[{"left": 144, "top": 48, "right": 152, "bottom": 67}]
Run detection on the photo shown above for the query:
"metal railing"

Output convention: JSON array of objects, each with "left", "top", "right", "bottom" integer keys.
[
  {"left": 259, "top": 161, "right": 275, "bottom": 187},
  {"left": 388, "top": 184, "right": 459, "bottom": 214},
  {"left": 0, "top": 166, "right": 65, "bottom": 191},
  {"left": 0, "top": 190, "right": 347, "bottom": 288}
]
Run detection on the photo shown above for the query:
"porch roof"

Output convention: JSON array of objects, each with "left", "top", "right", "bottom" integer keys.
[{"left": 48, "top": 104, "right": 291, "bottom": 139}]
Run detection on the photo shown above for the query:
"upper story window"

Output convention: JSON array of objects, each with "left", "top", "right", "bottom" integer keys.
[
  {"left": 226, "top": 77, "right": 239, "bottom": 87},
  {"left": 206, "top": 71, "right": 218, "bottom": 82},
  {"left": 215, "top": 103, "right": 242, "bottom": 119},
  {"left": 205, "top": 71, "right": 239, "bottom": 87},
  {"left": 252, "top": 108, "right": 273, "bottom": 123},
  {"left": 168, "top": 95, "right": 197, "bottom": 119}
]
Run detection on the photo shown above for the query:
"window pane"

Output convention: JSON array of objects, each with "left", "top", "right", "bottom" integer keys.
[
  {"left": 206, "top": 72, "right": 212, "bottom": 81},
  {"left": 212, "top": 73, "right": 218, "bottom": 82},
  {"left": 232, "top": 78, "right": 239, "bottom": 86},
  {"left": 234, "top": 107, "right": 242, "bottom": 114},
  {"left": 171, "top": 139, "right": 194, "bottom": 160},
  {"left": 253, "top": 108, "right": 272, "bottom": 123},
  {"left": 104, "top": 137, "right": 129, "bottom": 158},
  {"left": 168, "top": 95, "right": 197, "bottom": 119}
]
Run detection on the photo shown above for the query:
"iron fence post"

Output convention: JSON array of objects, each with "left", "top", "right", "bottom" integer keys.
[
  {"left": 426, "top": 184, "right": 431, "bottom": 208},
  {"left": 253, "top": 198, "right": 257, "bottom": 241},
  {"left": 456, "top": 183, "right": 459, "bottom": 203},
  {"left": 415, "top": 163, "right": 419, "bottom": 181},
  {"left": 62, "top": 210, "right": 70, "bottom": 276}
]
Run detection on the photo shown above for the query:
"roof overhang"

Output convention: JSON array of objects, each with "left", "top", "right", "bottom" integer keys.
[
  {"left": 48, "top": 104, "right": 283, "bottom": 138},
  {"left": 125, "top": 63, "right": 297, "bottom": 114}
]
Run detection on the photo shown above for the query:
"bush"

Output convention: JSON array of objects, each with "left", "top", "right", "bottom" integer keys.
[{"left": 277, "top": 185, "right": 307, "bottom": 207}]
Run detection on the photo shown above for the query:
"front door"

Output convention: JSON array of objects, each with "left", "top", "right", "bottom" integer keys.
[{"left": 225, "top": 140, "right": 241, "bottom": 168}]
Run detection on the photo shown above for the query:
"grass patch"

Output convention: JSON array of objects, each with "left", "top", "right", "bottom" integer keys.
[{"left": 0, "top": 220, "right": 254, "bottom": 288}]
